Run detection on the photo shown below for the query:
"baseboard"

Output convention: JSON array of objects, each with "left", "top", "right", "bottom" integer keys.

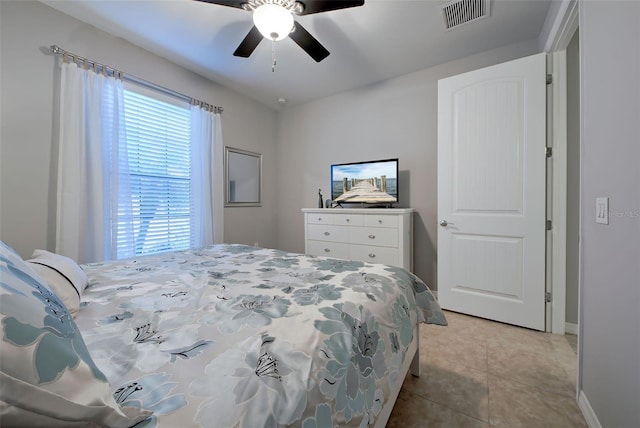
[
  {"left": 578, "top": 390, "right": 603, "bottom": 428},
  {"left": 565, "top": 322, "right": 579, "bottom": 335}
]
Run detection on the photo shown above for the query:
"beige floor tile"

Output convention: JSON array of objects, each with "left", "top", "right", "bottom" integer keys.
[
  {"left": 565, "top": 333, "right": 578, "bottom": 353},
  {"left": 388, "top": 390, "right": 489, "bottom": 428},
  {"left": 391, "top": 311, "right": 584, "bottom": 427},
  {"left": 549, "top": 334, "right": 579, "bottom": 388},
  {"left": 421, "top": 330, "right": 488, "bottom": 372},
  {"left": 485, "top": 322, "right": 555, "bottom": 355},
  {"left": 488, "top": 375, "right": 587, "bottom": 428},
  {"left": 549, "top": 333, "right": 578, "bottom": 359},
  {"left": 487, "top": 343, "right": 576, "bottom": 397},
  {"left": 424, "top": 310, "right": 493, "bottom": 342},
  {"left": 402, "top": 357, "right": 489, "bottom": 421}
]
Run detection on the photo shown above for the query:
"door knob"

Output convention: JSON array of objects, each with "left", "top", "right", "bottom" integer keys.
[{"left": 439, "top": 220, "right": 449, "bottom": 227}]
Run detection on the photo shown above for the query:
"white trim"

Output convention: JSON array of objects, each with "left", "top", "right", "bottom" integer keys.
[
  {"left": 541, "top": 0, "right": 579, "bottom": 53},
  {"left": 578, "top": 390, "right": 603, "bottom": 428},
  {"left": 565, "top": 322, "right": 578, "bottom": 335},
  {"left": 544, "top": 0, "right": 584, "bottom": 414},
  {"left": 550, "top": 50, "right": 568, "bottom": 335},
  {"left": 577, "top": 0, "right": 585, "bottom": 395},
  {"left": 543, "top": 0, "right": 578, "bottom": 336}
]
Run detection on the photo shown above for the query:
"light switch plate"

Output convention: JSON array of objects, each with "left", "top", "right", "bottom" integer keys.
[{"left": 596, "top": 197, "right": 609, "bottom": 224}]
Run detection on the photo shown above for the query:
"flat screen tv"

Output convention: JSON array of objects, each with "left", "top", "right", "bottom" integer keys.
[{"left": 331, "top": 158, "right": 399, "bottom": 206}]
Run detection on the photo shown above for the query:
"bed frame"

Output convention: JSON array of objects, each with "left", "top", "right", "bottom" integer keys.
[{"left": 374, "top": 323, "right": 420, "bottom": 427}]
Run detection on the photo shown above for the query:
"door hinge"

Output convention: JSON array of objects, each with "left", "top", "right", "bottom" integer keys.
[
  {"left": 547, "top": 74, "right": 553, "bottom": 85},
  {"left": 546, "top": 147, "right": 553, "bottom": 158},
  {"left": 545, "top": 292, "right": 552, "bottom": 303},
  {"left": 546, "top": 220, "right": 552, "bottom": 231}
]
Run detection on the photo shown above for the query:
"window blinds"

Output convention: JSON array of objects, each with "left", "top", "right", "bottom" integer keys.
[{"left": 119, "top": 89, "right": 192, "bottom": 257}]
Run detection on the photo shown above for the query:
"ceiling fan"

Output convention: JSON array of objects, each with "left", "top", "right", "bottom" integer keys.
[{"left": 195, "top": 0, "right": 365, "bottom": 63}]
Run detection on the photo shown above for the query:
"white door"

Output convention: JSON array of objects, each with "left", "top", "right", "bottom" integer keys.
[{"left": 437, "top": 53, "right": 547, "bottom": 331}]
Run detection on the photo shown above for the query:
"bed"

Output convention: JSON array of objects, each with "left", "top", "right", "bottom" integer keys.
[{"left": 0, "top": 242, "right": 446, "bottom": 427}]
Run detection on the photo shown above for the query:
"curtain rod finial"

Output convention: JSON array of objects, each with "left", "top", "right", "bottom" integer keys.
[{"left": 50, "top": 45, "right": 62, "bottom": 54}]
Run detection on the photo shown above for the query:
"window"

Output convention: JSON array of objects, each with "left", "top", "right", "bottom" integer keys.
[{"left": 117, "top": 86, "right": 193, "bottom": 257}]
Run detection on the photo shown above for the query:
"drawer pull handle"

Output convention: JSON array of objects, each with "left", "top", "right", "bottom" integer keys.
[
  {"left": 378, "top": 220, "right": 382, "bottom": 224},
  {"left": 368, "top": 253, "right": 376, "bottom": 258},
  {"left": 324, "top": 248, "right": 331, "bottom": 253},
  {"left": 368, "top": 234, "right": 376, "bottom": 239},
  {"left": 324, "top": 232, "right": 330, "bottom": 236},
  {"left": 318, "top": 218, "right": 322, "bottom": 221}
]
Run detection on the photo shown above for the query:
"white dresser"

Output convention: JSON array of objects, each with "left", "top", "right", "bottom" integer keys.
[{"left": 302, "top": 208, "right": 414, "bottom": 271}]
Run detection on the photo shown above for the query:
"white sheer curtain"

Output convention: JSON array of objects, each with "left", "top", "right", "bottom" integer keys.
[
  {"left": 56, "top": 61, "right": 223, "bottom": 261},
  {"left": 56, "top": 62, "right": 131, "bottom": 263},
  {"left": 190, "top": 105, "right": 224, "bottom": 246}
]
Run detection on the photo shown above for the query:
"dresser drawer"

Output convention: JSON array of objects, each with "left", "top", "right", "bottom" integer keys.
[
  {"left": 307, "top": 240, "right": 349, "bottom": 259},
  {"left": 302, "top": 208, "right": 413, "bottom": 271},
  {"left": 333, "top": 214, "right": 363, "bottom": 226},
  {"left": 307, "top": 224, "right": 349, "bottom": 243},
  {"left": 349, "top": 227, "right": 398, "bottom": 247},
  {"left": 349, "top": 244, "right": 399, "bottom": 266},
  {"left": 307, "top": 213, "right": 334, "bottom": 225},
  {"left": 363, "top": 214, "right": 398, "bottom": 228}
]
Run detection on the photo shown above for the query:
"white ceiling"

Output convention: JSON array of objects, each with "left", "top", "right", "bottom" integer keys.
[{"left": 42, "top": 0, "right": 552, "bottom": 109}]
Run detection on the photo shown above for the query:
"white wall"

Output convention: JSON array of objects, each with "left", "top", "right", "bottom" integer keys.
[
  {"left": 275, "top": 39, "right": 539, "bottom": 289},
  {"left": 0, "top": 0, "right": 279, "bottom": 259},
  {"left": 578, "top": 2, "right": 640, "bottom": 426}
]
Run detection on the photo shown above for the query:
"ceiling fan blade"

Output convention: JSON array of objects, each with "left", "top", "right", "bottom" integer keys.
[
  {"left": 289, "top": 21, "right": 330, "bottom": 62},
  {"left": 233, "top": 26, "right": 263, "bottom": 58},
  {"left": 297, "top": 0, "right": 364, "bottom": 16},
  {"left": 192, "top": 0, "right": 246, "bottom": 10}
]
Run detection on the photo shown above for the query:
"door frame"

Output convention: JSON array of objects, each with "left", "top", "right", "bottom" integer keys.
[{"left": 542, "top": 0, "right": 578, "bottom": 334}]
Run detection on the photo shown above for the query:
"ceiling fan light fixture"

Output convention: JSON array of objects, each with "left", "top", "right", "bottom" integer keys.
[{"left": 253, "top": 4, "right": 294, "bottom": 41}]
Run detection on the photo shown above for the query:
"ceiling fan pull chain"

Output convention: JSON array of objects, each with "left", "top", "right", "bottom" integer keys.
[{"left": 271, "top": 38, "right": 277, "bottom": 72}]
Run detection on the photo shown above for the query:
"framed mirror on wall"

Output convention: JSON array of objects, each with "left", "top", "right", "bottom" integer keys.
[{"left": 225, "top": 146, "right": 262, "bottom": 207}]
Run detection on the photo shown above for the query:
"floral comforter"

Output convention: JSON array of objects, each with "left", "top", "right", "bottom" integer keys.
[{"left": 75, "top": 244, "right": 446, "bottom": 427}]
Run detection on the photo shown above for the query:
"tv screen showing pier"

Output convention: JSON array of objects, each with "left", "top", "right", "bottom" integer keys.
[{"left": 331, "top": 158, "right": 398, "bottom": 205}]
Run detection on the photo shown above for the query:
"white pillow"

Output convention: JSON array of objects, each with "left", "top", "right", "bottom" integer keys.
[
  {"left": 26, "top": 249, "right": 88, "bottom": 317},
  {"left": 1, "top": 241, "right": 152, "bottom": 427}
]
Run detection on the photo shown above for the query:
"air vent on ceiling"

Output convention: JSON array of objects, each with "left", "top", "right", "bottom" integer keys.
[{"left": 441, "top": 0, "right": 490, "bottom": 30}]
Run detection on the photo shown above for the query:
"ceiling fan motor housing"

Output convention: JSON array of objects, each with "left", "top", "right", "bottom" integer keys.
[
  {"left": 252, "top": 3, "right": 295, "bottom": 40},
  {"left": 242, "top": 0, "right": 304, "bottom": 15},
  {"left": 197, "top": 0, "right": 365, "bottom": 62}
]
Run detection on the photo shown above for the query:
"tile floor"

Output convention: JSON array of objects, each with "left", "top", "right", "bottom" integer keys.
[{"left": 387, "top": 311, "right": 586, "bottom": 427}]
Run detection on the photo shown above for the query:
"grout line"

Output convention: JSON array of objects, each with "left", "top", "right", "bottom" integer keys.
[
  {"left": 487, "top": 352, "right": 492, "bottom": 426},
  {"left": 422, "top": 394, "right": 490, "bottom": 425},
  {"left": 397, "top": 388, "right": 488, "bottom": 424},
  {"left": 486, "top": 372, "right": 577, "bottom": 400},
  {"left": 419, "top": 312, "right": 583, "bottom": 427}
]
